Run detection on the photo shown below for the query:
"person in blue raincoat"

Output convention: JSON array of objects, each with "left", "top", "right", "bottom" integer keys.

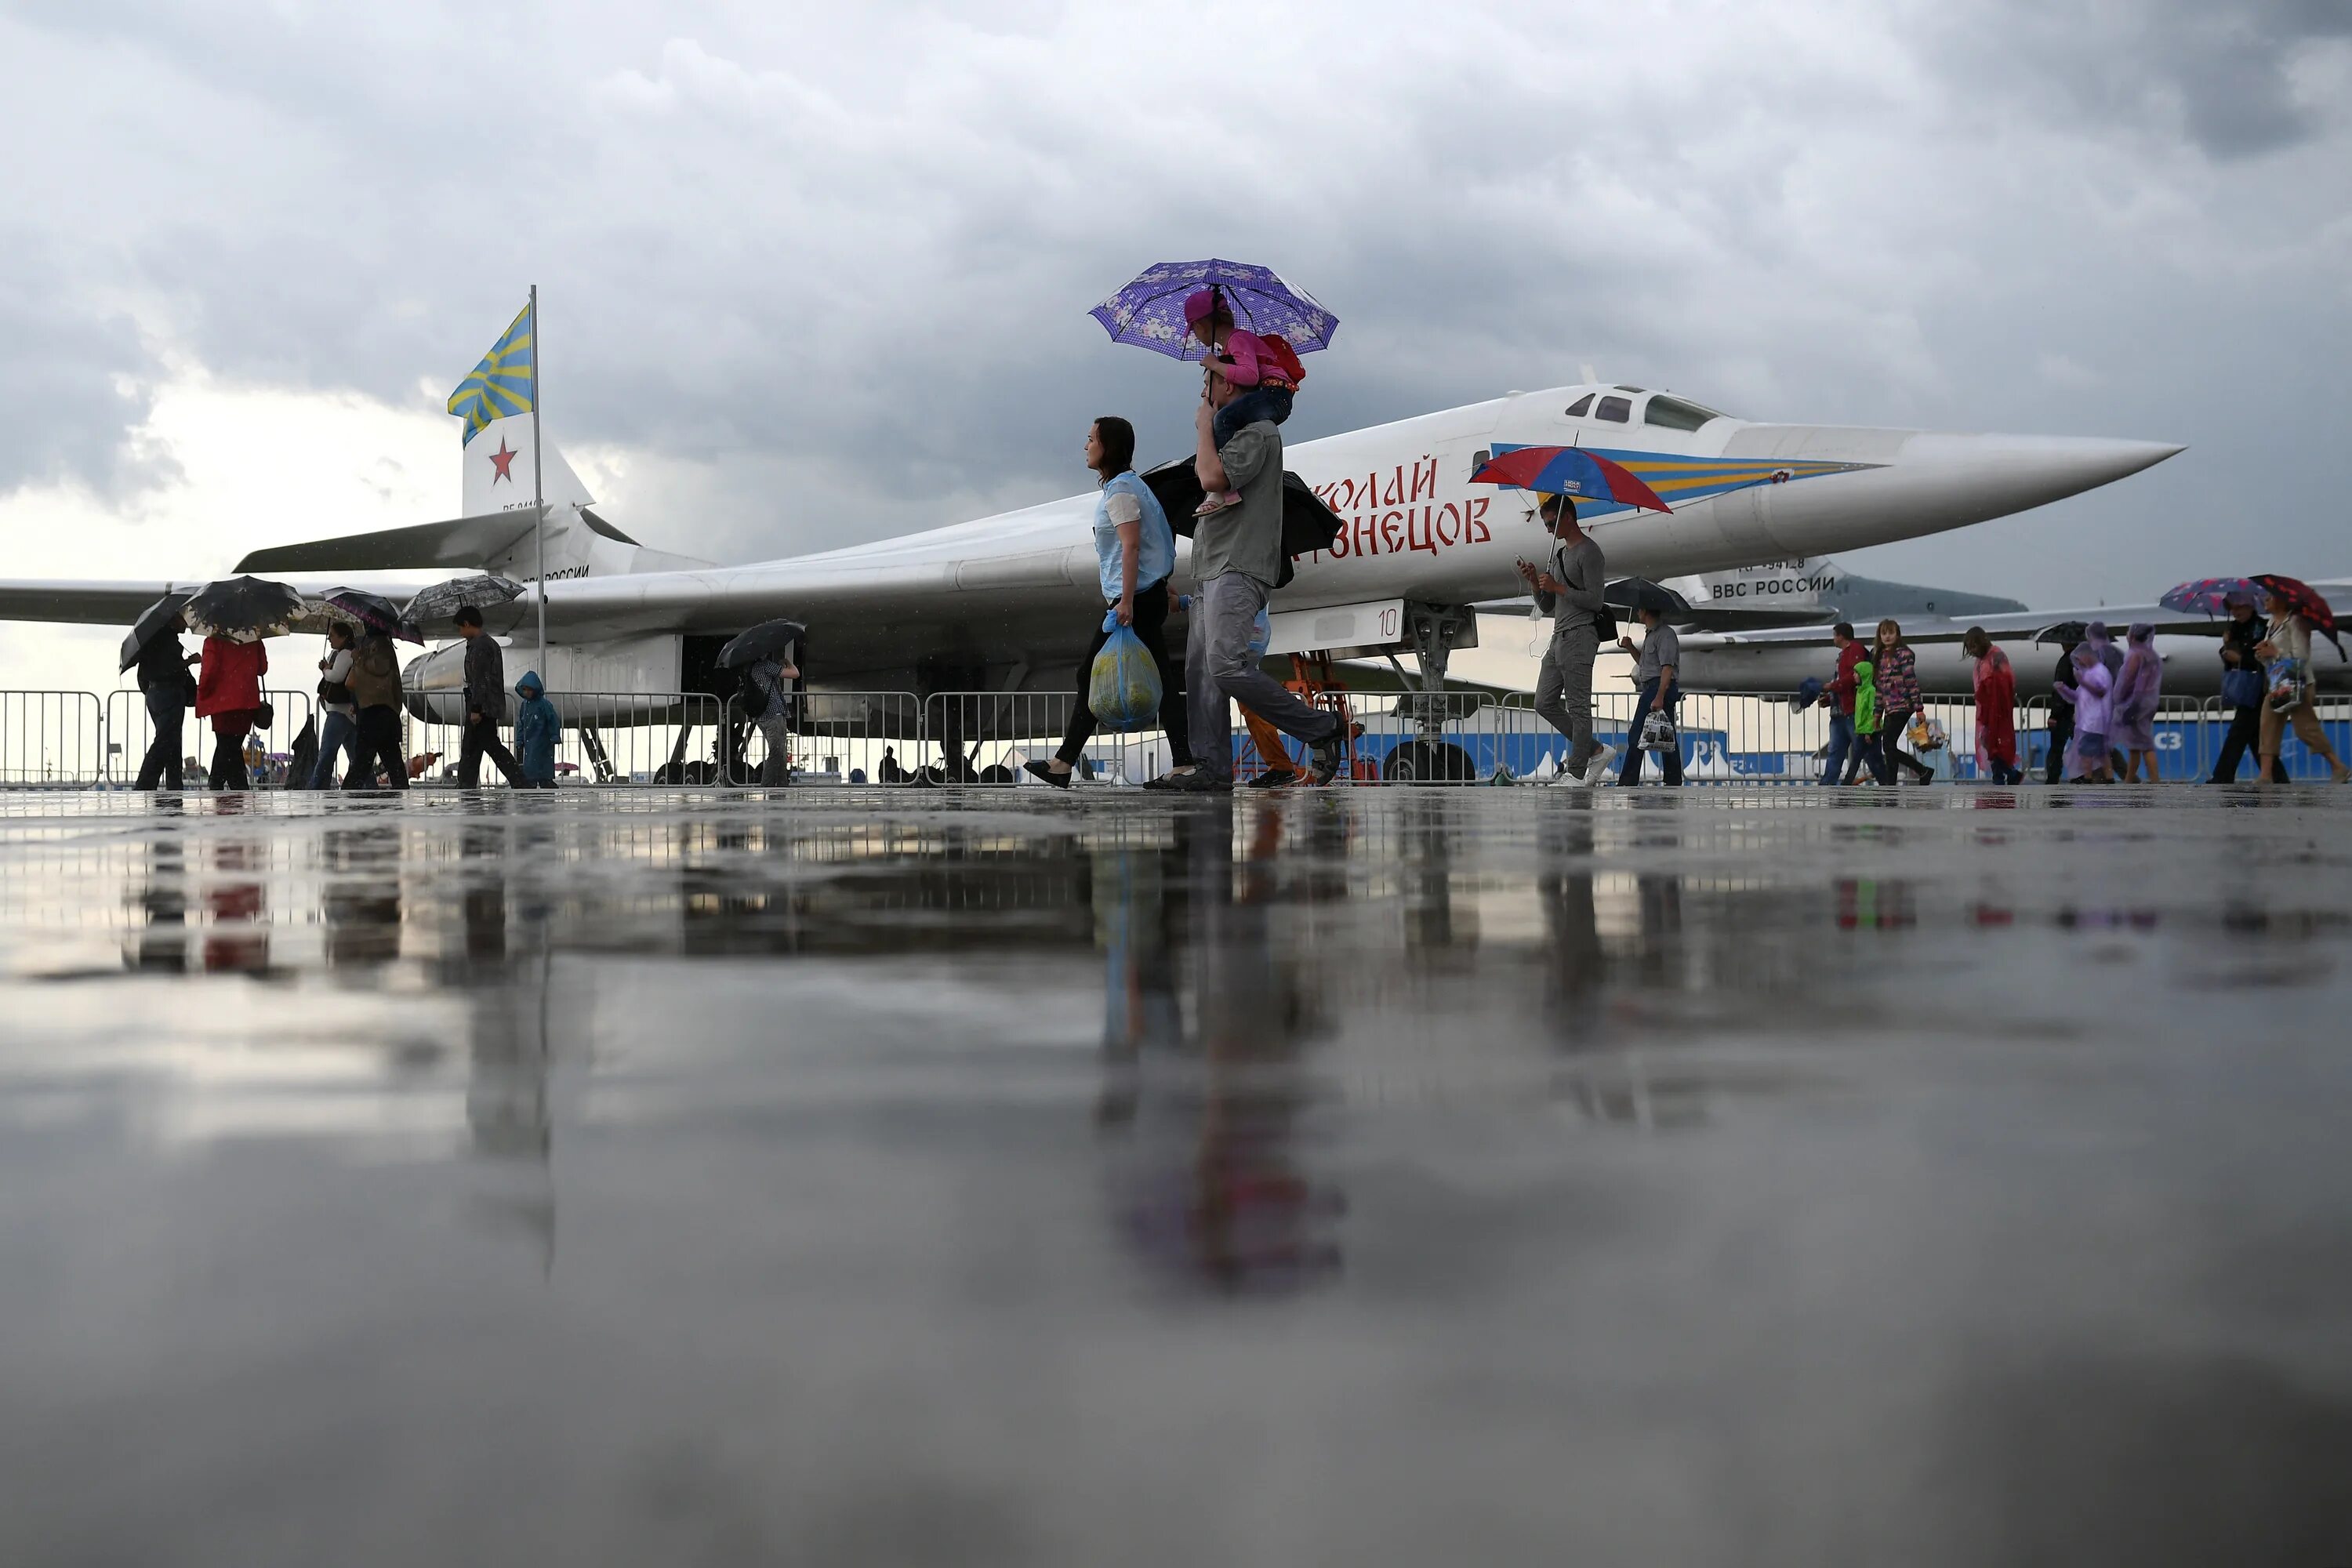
[{"left": 513, "top": 670, "right": 560, "bottom": 789}]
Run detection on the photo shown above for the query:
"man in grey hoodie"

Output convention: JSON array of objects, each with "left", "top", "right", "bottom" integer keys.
[
  {"left": 453, "top": 606, "right": 524, "bottom": 788},
  {"left": 1519, "top": 495, "right": 1616, "bottom": 782}
]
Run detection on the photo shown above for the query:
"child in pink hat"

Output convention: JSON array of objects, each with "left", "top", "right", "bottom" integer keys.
[{"left": 1185, "top": 287, "right": 1303, "bottom": 517}]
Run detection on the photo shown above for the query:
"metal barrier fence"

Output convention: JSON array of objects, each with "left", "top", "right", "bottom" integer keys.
[
  {"left": 918, "top": 691, "right": 1173, "bottom": 785},
  {"left": 728, "top": 691, "right": 924, "bottom": 785},
  {"left": 0, "top": 691, "right": 106, "bottom": 786},
  {"left": 14, "top": 686, "right": 2352, "bottom": 789},
  {"left": 396, "top": 692, "right": 726, "bottom": 785},
  {"left": 102, "top": 688, "right": 314, "bottom": 787}
]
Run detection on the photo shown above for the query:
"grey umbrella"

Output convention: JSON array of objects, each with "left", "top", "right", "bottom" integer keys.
[
  {"left": 119, "top": 590, "right": 193, "bottom": 673},
  {"left": 404, "top": 574, "right": 525, "bottom": 630}
]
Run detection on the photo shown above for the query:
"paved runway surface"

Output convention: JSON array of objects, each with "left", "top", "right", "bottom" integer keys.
[{"left": 1, "top": 786, "right": 2348, "bottom": 1565}]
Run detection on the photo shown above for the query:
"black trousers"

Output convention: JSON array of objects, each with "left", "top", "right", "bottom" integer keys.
[
  {"left": 342, "top": 706, "right": 408, "bottom": 790},
  {"left": 459, "top": 713, "right": 523, "bottom": 788},
  {"left": 2043, "top": 706, "right": 2074, "bottom": 784},
  {"left": 208, "top": 729, "right": 249, "bottom": 790},
  {"left": 2209, "top": 702, "right": 2288, "bottom": 782},
  {"left": 1053, "top": 580, "right": 1192, "bottom": 768},
  {"left": 136, "top": 692, "right": 185, "bottom": 789},
  {"left": 1877, "top": 707, "right": 1935, "bottom": 782}
]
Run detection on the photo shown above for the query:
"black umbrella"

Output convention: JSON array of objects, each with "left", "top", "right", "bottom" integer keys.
[
  {"left": 2033, "top": 620, "right": 2088, "bottom": 648},
  {"left": 718, "top": 618, "right": 808, "bottom": 670},
  {"left": 1140, "top": 460, "right": 1344, "bottom": 564},
  {"left": 405, "top": 574, "right": 524, "bottom": 630},
  {"left": 184, "top": 575, "right": 305, "bottom": 638},
  {"left": 118, "top": 590, "right": 193, "bottom": 673},
  {"left": 1605, "top": 577, "right": 1693, "bottom": 619},
  {"left": 327, "top": 588, "right": 422, "bottom": 644}
]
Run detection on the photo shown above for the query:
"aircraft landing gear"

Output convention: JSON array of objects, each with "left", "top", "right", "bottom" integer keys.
[{"left": 1385, "top": 602, "right": 1480, "bottom": 746}]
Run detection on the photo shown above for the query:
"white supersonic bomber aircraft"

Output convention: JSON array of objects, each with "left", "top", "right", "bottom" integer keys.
[{"left": 0, "top": 383, "right": 2183, "bottom": 717}]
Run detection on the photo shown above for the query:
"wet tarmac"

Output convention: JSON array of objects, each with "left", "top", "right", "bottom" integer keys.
[{"left": 2, "top": 785, "right": 2349, "bottom": 1565}]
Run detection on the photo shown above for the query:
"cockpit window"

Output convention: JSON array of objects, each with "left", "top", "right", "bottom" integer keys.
[
  {"left": 1564, "top": 394, "right": 1594, "bottom": 417},
  {"left": 1643, "top": 394, "right": 1726, "bottom": 432},
  {"left": 1595, "top": 395, "right": 1632, "bottom": 423}
]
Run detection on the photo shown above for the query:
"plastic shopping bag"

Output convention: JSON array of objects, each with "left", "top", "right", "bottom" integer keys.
[
  {"left": 1907, "top": 713, "right": 1948, "bottom": 753},
  {"left": 1639, "top": 707, "right": 1679, "bottom": 753},
  {"left": 1089, "top": 612, "right": 1163, "bottom": 731}
]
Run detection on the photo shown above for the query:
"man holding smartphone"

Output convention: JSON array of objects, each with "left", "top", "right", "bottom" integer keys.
[{"left": 1518, "top": 495, "right": 1616, "bottom": 783}]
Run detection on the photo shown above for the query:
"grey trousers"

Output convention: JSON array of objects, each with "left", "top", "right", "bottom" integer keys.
[
  {"left": 1186, "top": 572, "right": 1340, "bottom": 781},
  {"left": 1534, "top": 625, "right": 1601, "bottom": 771}
]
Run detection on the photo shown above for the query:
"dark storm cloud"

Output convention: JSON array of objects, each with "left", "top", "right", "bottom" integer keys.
[
  {"left": 0, "top": 2, "right": 2346, "bottom": 601},
  {"left": 1935, "top": 0, "right": 2352, "bottom": 158}
]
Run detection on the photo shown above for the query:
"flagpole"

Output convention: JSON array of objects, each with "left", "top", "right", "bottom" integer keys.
[{"left": 530, "top": 284, "right": 546, "bottom": 663}]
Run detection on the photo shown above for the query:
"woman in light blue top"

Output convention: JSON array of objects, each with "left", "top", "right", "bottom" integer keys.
[{"left": 1027, "top": 417, "right": 1196, "bottom": 787}]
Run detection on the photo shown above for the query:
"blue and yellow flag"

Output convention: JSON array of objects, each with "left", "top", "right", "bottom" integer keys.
[{"left": 445, "top": 300, "right": 534, "bottom": 441}]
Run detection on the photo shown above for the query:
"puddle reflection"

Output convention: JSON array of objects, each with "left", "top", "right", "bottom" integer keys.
[{"left": 13, "top": 792, "right": 2349, "bottom": 1563}]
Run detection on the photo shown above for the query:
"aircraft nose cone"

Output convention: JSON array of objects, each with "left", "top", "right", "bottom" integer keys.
[
  {"left": 1714, "top": 425, "right": 2187, "bottom": 561},
  {"left": 1893, "top": 432, "right": 2187, "bottom": 513}
]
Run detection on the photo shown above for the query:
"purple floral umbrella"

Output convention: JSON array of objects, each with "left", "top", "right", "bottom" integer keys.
[{"left": 1088, "top": 259, "right": 1338, "bottom": 361}]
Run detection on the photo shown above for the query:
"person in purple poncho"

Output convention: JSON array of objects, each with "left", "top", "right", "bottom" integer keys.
[
  {"left": 2056, "top": 641, "right": 2115, "bottom": 782},
  {"left": 2109, "top": 623, "right": 2163, "bottom": 782}
]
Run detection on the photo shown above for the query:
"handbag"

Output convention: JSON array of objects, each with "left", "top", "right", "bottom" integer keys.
[{"left": 2221, "top": 667, "right": 2263, "bottom": 708}]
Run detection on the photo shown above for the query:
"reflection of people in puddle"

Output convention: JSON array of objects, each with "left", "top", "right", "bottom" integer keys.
[
  {"left": 1096, "top": 806, "right": 1343, "bottom": 1294},
  {"left": 1837, "top": 878, "right": 1916, "bottom": 931},
  {"left": 203, "top": 827, "right": 269, "bottom": 973},
  {"left": 322, "top": 825, "right": 402, "bottom": 970},
  {"left": 459, "top": 822, "right": 508, "bottom": 968},
  {"left": 126, "top": 818, "right": 188, "bottom": 973},
  {"left": 1538, "top": 808, "right": 1603, "bottom": 1016},
  {"left": 451, "top": 816, "right": 557, "bottom": 1268},
  {"left": 1402, "top": 792, "right": 1472, "bottom": 955}
]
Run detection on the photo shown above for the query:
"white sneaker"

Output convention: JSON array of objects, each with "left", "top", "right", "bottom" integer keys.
[{"left": 1588, "top": 742, "right": 1621, "bottom": 782}]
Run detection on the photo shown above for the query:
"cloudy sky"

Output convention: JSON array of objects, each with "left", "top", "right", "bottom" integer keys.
[{"left": 2, "top": 0, "right": 2347, "bottom": 689}]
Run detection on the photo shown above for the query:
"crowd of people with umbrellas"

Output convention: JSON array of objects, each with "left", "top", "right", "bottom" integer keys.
[
  {"left": 123, "top": 572, "right": 554, "bottom": 790},
  {"left": 111, "top": 250, "right": 2350, "bottom": 793}
]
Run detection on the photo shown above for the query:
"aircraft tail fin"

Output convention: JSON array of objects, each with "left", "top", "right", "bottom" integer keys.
[{"left": 236, "top": 413, "right": 711, "bottom": 579}]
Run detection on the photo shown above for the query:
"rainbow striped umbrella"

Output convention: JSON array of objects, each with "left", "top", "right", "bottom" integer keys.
[{"left": 1470, "top": 447, "right": 1671, "bottom": 513}]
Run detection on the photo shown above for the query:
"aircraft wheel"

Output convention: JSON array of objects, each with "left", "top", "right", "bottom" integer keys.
[
  {"left": 1383, "top": 740, "right": 1475, "bottom": 782},
  {"left": 978, "top": 763, "right": 1015, "bottom": 784}
]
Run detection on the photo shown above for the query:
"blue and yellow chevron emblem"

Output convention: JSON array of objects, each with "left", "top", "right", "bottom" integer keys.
[
  {"left": 1495, "top": 444, "right": 1882, "bottom": 518},
  {"left": 445, "top": 301, "right": 534, "bottom": 441}
]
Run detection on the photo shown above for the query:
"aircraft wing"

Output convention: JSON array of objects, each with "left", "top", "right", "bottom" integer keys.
[
  {"left": 1680, "top": 602, "right": 2232, "bottom": 652},
  {"left": 0, "top": 575, "right": 510, "bottom": 629},
  {"left": 236, "top": 511, "right": 542, "bottom": 574},
  {"left": 0, "top": 579, "right": 198, "bottom": 626}
]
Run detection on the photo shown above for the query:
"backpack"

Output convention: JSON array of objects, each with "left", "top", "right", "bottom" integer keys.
[{"left": 1260, "top": 333, "right": 1307, "bottom": 387}]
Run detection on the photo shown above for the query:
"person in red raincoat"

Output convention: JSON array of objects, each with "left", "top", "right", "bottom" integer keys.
[
  {"left": 194, "top": 633, "right": 267, "bottom": 789},
  {"left": 1963, "top": 626, "right": 2021, "bottom": 784}
]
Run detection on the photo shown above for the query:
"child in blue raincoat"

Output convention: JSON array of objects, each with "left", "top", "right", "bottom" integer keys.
[{"left": 514, "top": 670, "right": 560, "bottom": 788}]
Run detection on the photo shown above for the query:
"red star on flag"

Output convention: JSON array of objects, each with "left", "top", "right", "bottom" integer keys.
[{"left": 488, "top": 437, "right": 520, "bottom": 484}]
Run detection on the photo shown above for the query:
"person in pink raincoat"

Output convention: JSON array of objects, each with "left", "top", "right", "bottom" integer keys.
[{"left": 2109, "top": 622, "right": 2164, "bottom": 782}]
